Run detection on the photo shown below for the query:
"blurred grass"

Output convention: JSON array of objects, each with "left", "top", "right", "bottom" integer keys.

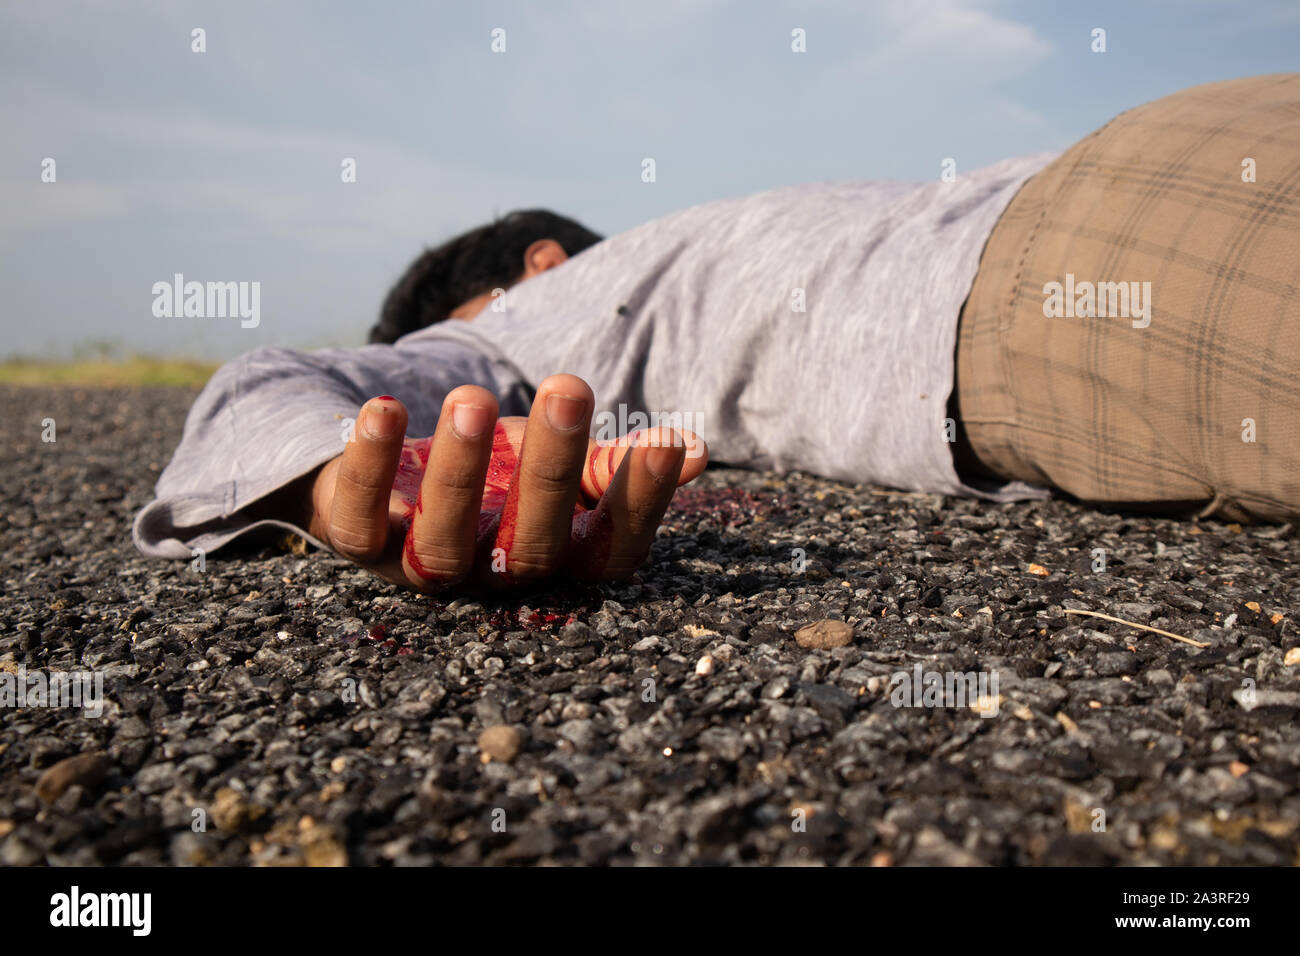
[{"left": 0, "top": 356, "right": 218, "bottom": 388}]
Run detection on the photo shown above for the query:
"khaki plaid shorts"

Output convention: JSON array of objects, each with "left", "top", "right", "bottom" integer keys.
[{"left": 956, "top": 74, "right": 1300, "bottom": 522}]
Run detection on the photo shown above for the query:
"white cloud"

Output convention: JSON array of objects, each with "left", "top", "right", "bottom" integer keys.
[
  {"left": 821, "top": 0, "right": 1053, "bottom": 86},
  {"left": 0, "top": 81, "right": 566, "bottom": 249},
  {"left": 878, "top": 0, "right": 1052, "bottom": 62}
]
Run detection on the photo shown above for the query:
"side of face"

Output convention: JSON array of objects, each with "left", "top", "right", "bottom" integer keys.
[{"left": 448, "top": 238, "right": 569, "bottom": 321}]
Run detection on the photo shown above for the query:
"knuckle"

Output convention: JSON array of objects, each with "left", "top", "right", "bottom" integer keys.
[
  {"left": 337, "top": 464, "right": 393, "bottom": 498},
  {"left": 614, "top": 486, "right": 670, "bottom": 538},
  {"left": 433, "top": 487, "right": 483, "bottom": 516},
  {"left": 623, "top": 496, "right": 667, "bottom": 535},
  {"left": 431, "top": 466, "right": 486, "bottom": 501},
  {"left": 406, "top": 533, "right": 475, "bottom": 580},
  {"left": 329, "top": 527, "right": 385, "bottom": 563},
  {"left": 498, "top": 536, "right": 565, "bottom": 579},
  {"left": 521, "top": 456, "right": 582, "bottom": 496}
]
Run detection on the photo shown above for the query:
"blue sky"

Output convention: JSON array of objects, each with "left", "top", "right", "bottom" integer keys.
[{"left": 1, "top": 0, "right": 1297, "bottom": 360}]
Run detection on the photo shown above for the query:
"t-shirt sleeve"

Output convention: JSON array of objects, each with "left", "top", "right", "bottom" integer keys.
[{"left": 131, "top": 336, "right": 534, "bottom": 559}]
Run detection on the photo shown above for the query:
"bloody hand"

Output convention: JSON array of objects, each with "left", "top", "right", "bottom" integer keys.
[{"left": 306, "top": 374, "right": 708, "bottom": 592}]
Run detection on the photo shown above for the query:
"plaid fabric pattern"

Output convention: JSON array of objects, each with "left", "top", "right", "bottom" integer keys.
[{"left": 956, "top": 74, "right": 1300, "bottom": 522}]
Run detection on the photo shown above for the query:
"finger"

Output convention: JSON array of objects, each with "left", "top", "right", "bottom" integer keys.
[
  {"left": 488, "top": 374, "right": 593, "bottom": 583},
  {"left": 402, "top": 386, "right": 498, "bottom": 587},
  {"left": 580, "top": 427, "right": 709, "bottom": 502},
  {"left": 328, "top": 396, "right": 407, "bottom": 562},
  {"left": 572, "top": 427, "right": 686, "bottom": 579}
]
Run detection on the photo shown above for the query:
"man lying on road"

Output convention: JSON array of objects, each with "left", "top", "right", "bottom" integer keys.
[{"left": 134, "top": 74, "right": 1300, "bottom": 593}]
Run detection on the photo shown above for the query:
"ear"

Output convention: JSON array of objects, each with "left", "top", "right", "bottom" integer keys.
[{"left": 521, "top": 239, "right": 568, "bottom": 278}]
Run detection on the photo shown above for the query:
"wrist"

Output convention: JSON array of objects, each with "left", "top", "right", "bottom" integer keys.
[{"left": 247, "top": 460, "right": 334, "bottom": 542}]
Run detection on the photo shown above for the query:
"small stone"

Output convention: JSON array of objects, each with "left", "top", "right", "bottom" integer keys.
[
  {"left": 211, "top": 787, "right": 266, "bottom": 832},
  {"left": 557, "top": 719, "right": 598, "bottom": 752},
  {"left": 477, "top": 725, "right": 525, "bottom": 763},
  {"left": 762, "top": 675, "right": 792, "bottom": 699},
  {"left": 802, "top": 683, "right": 855, "bottom": 725},
  {"left": 135, "top": 762, "right": 175, "bottom": 795},
  {"left": 300, "top": 822, "right": 348, "bottom": 867},
  {"left": 35, "top": 753, "right": 109, "bottom": 804},
  {"left": 1056, "top": 712, "right": 1080, "bottom": 734},
  {"left": 320, "top": 781, "right": 346, "bottom": 802},
  {"left": 795, "top": 619, "right": 854, "bottom": 649},
  {"left": 1228, "top": 760, "right": 1249, "bottom": 778},
  {"left": 558, "top": 622, "right": 595, "bottom": 648},
  {"left": 1284, "top": 647, "right": 1300, "bottom": 667},
  {"left": 1028, "top": 563, "right": 1050, "bottom": 576},
  {"left": 1064, "top": 798, "right": 1092, "bottom": 834},
  {"left": 698, "top": 726, "right": 745, "bottom": 762},
  {"left": 0, "top": 835, "right": 43, "bottom": 866},
  {"left": 170, "top": 831, "right": 211, "bottom": 866},
  {"left": 695, "top": 655, "right": 714, "bottom": 677},
  {"left": 1149, "top": 827, "right": 1179, "bottom": 851},
  {"left": 684, "top": 624, "right": 721, "bottom": 639}
]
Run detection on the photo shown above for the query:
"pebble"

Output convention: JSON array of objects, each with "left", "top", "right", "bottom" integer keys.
[
  {"left": 299, "top": 822, "right": 348, "bottom": 867},
  {"left": 35, "top": 753, "right": 109, "bottom": 804},
  {"left": 795, "top": 619, "right": 854, "bottom": 649},
  {"left": 211, "top": 787, "right": 266, "bottom": 832},
  {"left": 558, "top": 622, "right": 594, "bottom": 647},
  {"left": 0, "top": 835, "right": 43, "bottom": 866},
  {"left": 695, "top": 655, "right": 714, "bottom": 677},
  {"left": 477, "top": 725, "right": 525, "bottom": 763},
  {"left": 557, "top": 719, "right": 599, "bottom": 752},
  {"left": 762, "top": 675, "right": 792, "bottom": 699}
]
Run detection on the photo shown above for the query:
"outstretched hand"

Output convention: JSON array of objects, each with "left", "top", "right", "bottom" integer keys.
[{"left": 304, "top": 374, "right": 707, "bottom": 592}]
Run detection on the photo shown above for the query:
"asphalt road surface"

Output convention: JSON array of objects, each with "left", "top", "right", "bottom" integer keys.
[{"left": 2, "top": 385, "right": 1298, "bottom": 865}]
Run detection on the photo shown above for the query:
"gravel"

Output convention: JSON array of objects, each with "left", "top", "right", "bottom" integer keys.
[{"left": 2, "top": 384, "right": 1299, "bottom": 866}]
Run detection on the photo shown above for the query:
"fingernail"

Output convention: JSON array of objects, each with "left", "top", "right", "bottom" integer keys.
[
  {"left": 545, "top": 393, "right": 587, "bottom": 431},
  {"left": 364, "top": 401, "right": 401, "bottom": 439},
  {"left": 644, "top": 443, "right": 681, "bottom": 479},
  {"left": 452, "top": 402, "right": 492, "bottom": 439}
]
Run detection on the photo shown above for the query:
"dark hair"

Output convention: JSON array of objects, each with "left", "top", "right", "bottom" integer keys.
[{"left": 368, "top": 209, "right": 603, "bottom": 343}]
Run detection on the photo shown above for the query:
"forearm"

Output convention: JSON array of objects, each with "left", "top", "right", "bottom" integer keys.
[{"left": 132, "top": 339, "right": 531, "bottom": 559}]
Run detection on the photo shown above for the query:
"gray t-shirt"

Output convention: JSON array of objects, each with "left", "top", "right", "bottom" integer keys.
[{"left": 133, "top": 154, "right": 1055, "bottom": 559}]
